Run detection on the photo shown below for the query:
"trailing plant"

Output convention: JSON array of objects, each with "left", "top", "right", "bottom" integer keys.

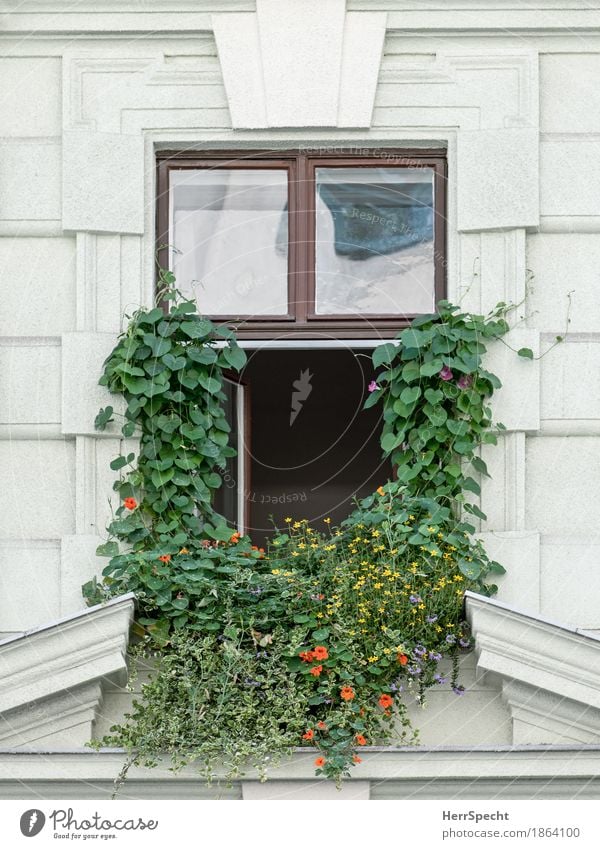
[
  {"left": 85, "top": 268, "right": 248, "bottom": 639},
  {"left": 85, "top": 282, "right": 524, "bottom": 786},
  {"left": 366, "top": 299, "right": 531, "bottom": 542}
]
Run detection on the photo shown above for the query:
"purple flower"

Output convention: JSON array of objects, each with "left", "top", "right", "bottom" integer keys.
[
  {"left": 452, "top": 685, "right": 466, "bottom": 696},
  {"left": 439, "top": 365, "right": 454, "bottom": 382},
  {"left": 407, "top": 665, "right": 422, "bottom": 676},
  {"left": 459, "top": 637, "right": 471, "bottom": 648},
  {"left": 445, "top": 634, "right": 456, "bottom": 645},
  {"left": 429, "top": 651, "right": 442, "bottom": 662},
  {"left": 434, "top": 674, "right": 447, "bottom": 685},
  {"left": 426, "top": 614, "right": 438, "bottom": 624},
  {"left": 413, "top": 644, "right": 426, "bottom": 657},
  {"left": 243, "top": 678, "right": 260, "bottom": 687},
  {"left": 368, "top": 380, "right": 380, "bottom": 393},
  {"left": 457, "top": 374, "right": 473, "bottom": 390},
  {"left": 409, "top": 594, "right": 422, "bottom": 605}
]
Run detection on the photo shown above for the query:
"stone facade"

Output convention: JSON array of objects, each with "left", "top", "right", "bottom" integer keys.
[{"left": 1, "top": 0, "right": 600, "bottom": 798}]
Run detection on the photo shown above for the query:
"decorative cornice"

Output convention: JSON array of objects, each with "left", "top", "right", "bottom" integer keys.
[
  {"left": 466, "top": 592, "right": 600, "bottom": 744},
  {"left": 0, "top": 595, "right": 134, "bottom": 746}
]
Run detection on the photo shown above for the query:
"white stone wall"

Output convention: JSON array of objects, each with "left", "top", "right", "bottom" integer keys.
[{"left": 1, "top": 0, "right": 600, "bottom": 751}]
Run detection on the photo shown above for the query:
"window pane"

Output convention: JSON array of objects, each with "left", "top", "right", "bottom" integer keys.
[
  {"left": 170, "top": 169, "right": 288, "bottom": 316},
  {"left": 315, "top": 167, "right": 435, "bottom": 315}
]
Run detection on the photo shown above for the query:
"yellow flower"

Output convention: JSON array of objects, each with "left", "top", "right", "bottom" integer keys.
[
  {"left": 323, "top": 517, "right": 331, "bottom": 524},
  {"left": 271, "top": 569, "right": 281, "bottom": 575},
  {"left": 368, "top": 656, "right": 379, "bottom": 663},
  {"left": 284, "top": 517, "right": 292, "bottom": 523}
]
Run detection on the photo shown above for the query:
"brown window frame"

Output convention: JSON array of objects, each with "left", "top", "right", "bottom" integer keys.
[{"left": 157, "top": 148, "right": 447, "bottom": 339}]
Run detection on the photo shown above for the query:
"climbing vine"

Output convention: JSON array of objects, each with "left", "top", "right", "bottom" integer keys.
[{"left": 85, "top": 278, "right": 525, "bottom": 786}]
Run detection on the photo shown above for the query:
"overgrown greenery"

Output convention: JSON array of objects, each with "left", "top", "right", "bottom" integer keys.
[{"left": 85, "top": 278, "right": 525, "bottom": 785}]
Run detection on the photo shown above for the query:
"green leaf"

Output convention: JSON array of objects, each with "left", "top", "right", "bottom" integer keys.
[
  {"left": 223, "top": 344, "right": 247, "bottom": 370},
  {"left": 142, "top": 334, "right": 172, "bottom": 358},
  {"left": 424, "top": 388, "right": 443, "bottom": 405},
  {"left": 463, "top": 503, "right": 487, "bottom": 520},
  {"left": 363, "top": 390, "right": 382, "bottom": 409},
  {"left": 162, "top": 353, "right": 186, "bottom": 371},
  {"left": 399, "top": 327, "right": 435, "bottom": 349},
  {"left": 400, "top": 386, "right": 421, "bottom": 405},
  {"left": 458, "top": 559, "right": 482, "bottom": 580},
  {"left": 446, "top": 419, "right": 470, "bottom": 437},
  {"left": 381, "top": 431, "right": 402, "bottom": 453},
  {"left": 462, "top": 476, "right": 481, "bottom": 495},
  {"left": 180, "top": 319, "right": 213, "bottom": 340},
  {"left": 210, "top": 524, "right": 235, "bottom": 542},
  {"left": 151, "top": 468, "right": 175, "bottom": 487},
  {"left": 424, "top": 404, "right": 447, "bottom": 426},
  {"left": 517, "top": 347, "right": 534, "bottom": 360},
  {"left": 199, "top": 375, "right": 221, "bottom": 394},
  {"left": 96, "top": 541, "right": 119, "bottom": 557},
  {"left": 420, "top": 359, "right": 443, "bottom": 377},
  {"left": 94, "top": 406, "right": 114, "bottom": 431},
  {"left": 372, "top": 343, "right": 398, "bottom": 368},
  {"left": 110, "top": 455, "right": 129, "bottom": 471},
  {"left": 122, "top": 376, "right": 151, "bottom": 395},
  {"left": 471, "top": 456, "right": 490, "bottom": 477},
  {"left": 401, "top": 361, "right": 421, "bottom": 383}
]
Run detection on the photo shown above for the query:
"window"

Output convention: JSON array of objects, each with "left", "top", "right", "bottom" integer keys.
[
  {"left": 157, "top": 149, "right": 446, "bottom": 338},
  {"left": 157, "top": 149, "right": 446, "bottom": 537}
]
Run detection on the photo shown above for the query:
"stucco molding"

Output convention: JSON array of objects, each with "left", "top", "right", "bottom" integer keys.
[
  {"left": 0, "top": 595, "right": 134, "bottom": 747},
  {"left": 466, "top": 592, "right": 600, "bottom": 744},
  {"left": 212, "top": 0, "right": 387, "bottom": 129},
  {"left": 61, "top": 332, "right": 124, "bottom": 437}
]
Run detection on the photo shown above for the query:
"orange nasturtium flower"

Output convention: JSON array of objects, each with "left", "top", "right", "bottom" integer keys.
[
  {"left": 299, "top": 650, "right": 316, "bottom": 663},
  {"left": 353, "top": 755, "right": 363, "bottom": 764},
  {"left": 340, "top": 686, "right": 355, "bottom": 701},
  {"left": 317, "top": 721, "right": 328, "bottom": 731},
  {"left": 302, "top": 729, "right": 315, "bottom": 741},
  {"left": 230, "top": 532, "right": 241, "bottom": 543},
  {"left": 355, "top": 734, "right": 367, "bottom": 746},
  {"left": 309, "top": 665, "right": 323, "bottom": 677},
  {"left": 313, "top": 645, "right": 329, "bottom": 661},
  {"left": 315, "top": 757, "right": 326, "bottom": 768},
  {"left": 158, "top": 554, "right": 171, "bottom": 563},
  {"left": 397, "top": 653, "right": 408, "bottom": 666},
  {"left": 376, "top": 486, "right": 385, "bottom": 497},
  {"left": 123, "top": 497, "right": 137, "bottom": 510},
  {"left": 378, "top": 693, "right": 393, "bottom": 709}
]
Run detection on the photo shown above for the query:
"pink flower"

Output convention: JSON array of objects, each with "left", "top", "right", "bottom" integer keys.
[
  {"left": 457, "top": 374, "right": 473, "bottom": 390},
  {"left": 439, "top": 365, "right": 453, "bottom": 382},
  {"left": 368, "top": 380, "right": 380, "bottom": 393}
]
